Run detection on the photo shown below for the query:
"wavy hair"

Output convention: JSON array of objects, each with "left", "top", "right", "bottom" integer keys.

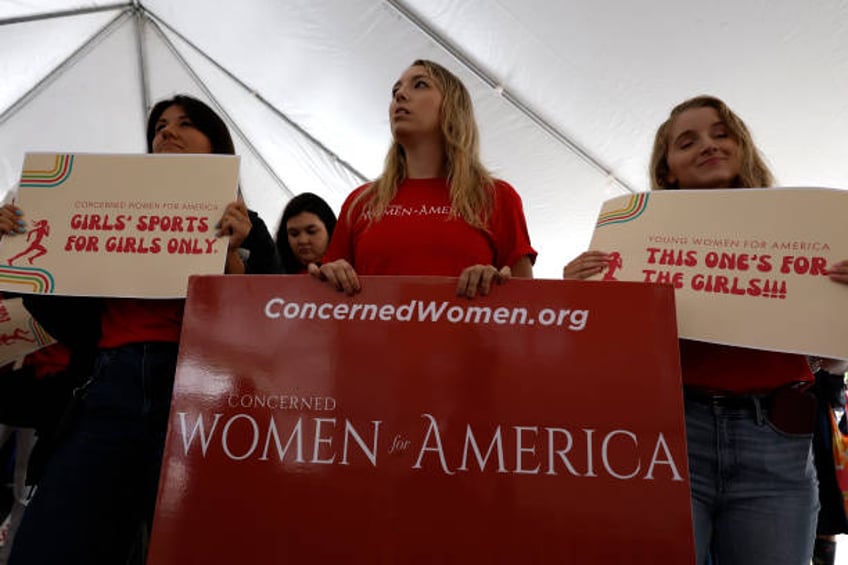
[
  {"left": 650, "top": 95, "right": 774, "bottom": 189},
  {"left": 354, "top": 59, "right": 494, "bottom": 228}
]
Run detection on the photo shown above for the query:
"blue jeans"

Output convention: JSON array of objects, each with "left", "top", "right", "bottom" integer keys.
[
  {"left": 686, "top": 395, "right": 819, "bottom": 565},
  {"left": 9, "top": 343, "right": 178, "bottom": 565}
]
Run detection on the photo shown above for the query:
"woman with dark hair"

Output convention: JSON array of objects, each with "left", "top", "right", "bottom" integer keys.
[
  {"left": 275, "top": 192, "right": 337, "bottom": 274},
  {"left": 144, "top": 95, "right": 280, "bottom": 275},
  {"left": 564, "top": 95, "right": 848, "bottom": 564},
  {"left": 312, "top": 59, "right": 535, "bottom": 296},
  {"left": 146, "top": 94, "right": 236, "bottom": 154},
  {"left": 0, "top": 94, "right": 278, "bottom": 564}
]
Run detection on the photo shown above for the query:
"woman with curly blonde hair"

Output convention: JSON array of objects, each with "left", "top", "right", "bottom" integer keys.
[
  {"left": 313, "top": 59, "right": 535, "bottom": 296},
  {"left": 565, "top": 94, "right": 848, "bottom": 564}
]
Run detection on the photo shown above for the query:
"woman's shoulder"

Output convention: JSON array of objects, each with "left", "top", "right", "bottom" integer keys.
[
  {"left": 491, "top": 178, "right": 515, "bottom": 189},
  {"left": 336, "top": 182, "right": 381, "bottom": 223},
  {"left": 340, "top": 182, "right": 374, "bottom": 208},
  {"left": 489, "top": 178, "right": 526, "bottom": 207},
  {"left": 351, "top": 181, "right": 375, "bottom": 196},
  {"left": 490, "top": 178, "right": 521, "bottom": 195}
]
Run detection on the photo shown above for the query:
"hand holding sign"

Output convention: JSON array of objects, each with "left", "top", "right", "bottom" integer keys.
[
  {"left": 828, "top": 259, "right": 848, "bottom": 284},
  {"left": 309, "top": 258, "right": 361, "bottom": 295},
  {"left": 585, "top": 188, "right": 848, "bottom": 359},
  {"left": 0, "top": 203, "right": 26, "bottom": 236},
  {"left": 0, "top": 153, "right": 240, "bottom": 298},
  {"left": 216, "top": 200, "right": 252, "bottom": 250},
  {"left": 455, "top": 263, "right": 510, "bottom": 298},
  {"left": 562, "top": 250, "right": 612, "bottom": 280}
]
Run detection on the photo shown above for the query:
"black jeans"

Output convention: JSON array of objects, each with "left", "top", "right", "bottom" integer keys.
[{"left": 9, "top": 343, "right": 178, "bottom": 565}]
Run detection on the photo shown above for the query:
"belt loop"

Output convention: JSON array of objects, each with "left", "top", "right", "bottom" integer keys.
[{"left": 753, "top": 395, "right": 765, "bottom": 425}]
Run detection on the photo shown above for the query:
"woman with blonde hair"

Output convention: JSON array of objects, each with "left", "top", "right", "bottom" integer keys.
[
  {"left": 650, "top": 95, "right": 774, "bottom": 190},
  {"left": 312, "top": 59, "right": 535, "bottom": 296},
  {"left": 564, "top": 95, "right": 848, "bottom": 564}
]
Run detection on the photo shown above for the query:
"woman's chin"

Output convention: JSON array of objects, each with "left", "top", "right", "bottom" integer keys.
[{"left": 297, "top": 254, "right": 317, "bottom": 265}]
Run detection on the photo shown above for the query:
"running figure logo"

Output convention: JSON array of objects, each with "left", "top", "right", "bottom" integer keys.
[
  {"left": 0, "top": 328, "right": 35, "bottom": 346},
  {"left": 602, "top": 251, "right": 623, "bottom": 281},
  {"left": 7, "top": 219, "right": 49, "bottom": 266}
]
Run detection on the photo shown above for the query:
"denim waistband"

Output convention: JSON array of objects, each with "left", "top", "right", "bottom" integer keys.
[{"left": 684, "top": 388, "right": 770, "bottom": 411}]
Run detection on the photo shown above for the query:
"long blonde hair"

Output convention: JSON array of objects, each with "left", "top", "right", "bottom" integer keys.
[
  {"left": 650, "top": 95, "right": 774, "bottom": 189},
  {"left": 354, "top": 59, "right": 494, "bottom": 228}
]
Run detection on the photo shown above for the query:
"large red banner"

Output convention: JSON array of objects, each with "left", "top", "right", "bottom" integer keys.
[{"left": 149, "top": 276, "right": 694, "bottom": 564}]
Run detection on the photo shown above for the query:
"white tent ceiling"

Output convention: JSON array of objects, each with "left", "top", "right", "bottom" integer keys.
[{"left": 2, "top": 0, "right": 847, "bottom": 278}]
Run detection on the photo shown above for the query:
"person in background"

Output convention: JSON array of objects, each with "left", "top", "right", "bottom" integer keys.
[
  {"left": 0, "top": 94, "right": 278, "bottom": 565},
  {"left": 0, "top": 339, "right": 83, "bottom": 565},
  {"left": 313, "top": 59, "right": 535, "bottom": 295},
  {"left": 275, "top": 192, "right": 337, "bottom": 274},
  {"left": 812, "top": 366, "right": 848, "bottom": 565},
  {"left": 564, "top": 95, "right": 848, "bottom": 564},
  {"left": 0, "top": 426, "right": 32, "bottom": 565}
]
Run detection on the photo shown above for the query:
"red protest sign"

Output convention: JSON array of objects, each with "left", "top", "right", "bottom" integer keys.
[{"left": 149, "top": 276, "right": 693, "bottom": 564}]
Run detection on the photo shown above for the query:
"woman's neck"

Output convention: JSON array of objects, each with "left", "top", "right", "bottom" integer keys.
[{"left": 402, "top": 138, "right": 446, "bottom": 179}]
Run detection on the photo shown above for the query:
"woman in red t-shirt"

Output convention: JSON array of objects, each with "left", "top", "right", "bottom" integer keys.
[
  {"left": 564, "top": 95, "right": 848, "bottom": 565},
  {"left": 0, "top": 95, "right": 278, "bottom": 564},
  {"left": 312, "top": 59, "right": 536, "bottom": 297}
]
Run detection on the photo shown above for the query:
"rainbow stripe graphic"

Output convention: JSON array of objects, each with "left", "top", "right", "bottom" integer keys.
[
  {"left": 0, "top": 266, "right": 55, "bottom": 293},
  {"left": 27, "top": 317, "right": 54, "bottom": 347},
  {"left": 596, "top": 193, "right": 650, "bottom": 227},
  {"left": 19, "top": 154, "right": 75, "bottom": 188}
]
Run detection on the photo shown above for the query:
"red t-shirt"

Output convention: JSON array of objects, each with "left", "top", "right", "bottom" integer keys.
[
  {"left": 98, "top": 298, "right": 184, "bottom": 348},
  {"left": 23, "top": 342, "right": 72, "bottom": 380},
  {"left": 680, "top": 339, "right": 812, "bottom": 394},
  {"left": 324, "top": 178, "right": 536, "bottom": 275}
]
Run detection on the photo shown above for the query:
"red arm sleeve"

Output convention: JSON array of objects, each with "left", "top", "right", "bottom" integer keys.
[
  {"left": 491, "top": 180, "right": 537, "bottom": 269},
  {"left": 322, "top": 184, "right": 368, "bottom": 265}
]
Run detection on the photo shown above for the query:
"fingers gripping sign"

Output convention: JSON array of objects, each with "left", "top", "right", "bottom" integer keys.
[
  {"left": 827, "top": 259, "right": 848, "bottom": 285},
  {"left": 0, "top": 204, "right": 26, "bottom": 236},
  {"left": 216, "top": 201, "right": 252, "bottom": 250},
  {"left": 456, "top": 264, "right": 511, "bottom": 299},
  {"left": 309, "top": 259, "right": 361, "bottom": 295},
  {"left": 562, "top": 250, "right": 612, "bottom": 280}
]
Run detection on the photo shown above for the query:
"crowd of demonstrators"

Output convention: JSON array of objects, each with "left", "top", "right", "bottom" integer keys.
[
  {"left": 275, "top": 192, "right": 337, "bottom": 274},
  {"left": 564, "top": 95, "right": 848, "bottom": 565},
  {"left": 312, "top": 59, "right": 535, "bottom": 296},
  {"left": 0, "top": 95, "right": 279, "bottom": 564},
  {"left": 0, "top": 62, "right": 845, "bottom": 565}
]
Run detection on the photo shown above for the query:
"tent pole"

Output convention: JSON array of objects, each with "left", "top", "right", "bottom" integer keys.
[
  {"left": 133, "top": 2, "right": 151, "bottom": 121},
  {"left": 0, "top": 3, "right": 130, "bottom": 26},
  {"left": 0, "top": 9, "right": 133, "bottom": 127},
  {"left": 145, "top": 17, "right": 297, "bottom": 200},
  {"left": 144, "top": 7, "right": 369, "bottom": 186},
  {"left": 385, "top": 0, "right": 634, "bottom": 194}
]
